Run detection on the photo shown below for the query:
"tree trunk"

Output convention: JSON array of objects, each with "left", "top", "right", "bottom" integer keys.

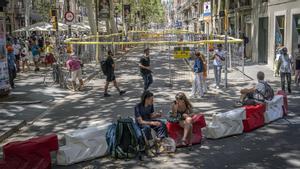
[
  {"left": 25, "top": 0, "right": 31, "bottom": 38},
  {"left": 109, "top": 0, "right": 118, "bottom": 34},
  {"left": 84, "top": 0, "right": 97, "bottom": 35}
]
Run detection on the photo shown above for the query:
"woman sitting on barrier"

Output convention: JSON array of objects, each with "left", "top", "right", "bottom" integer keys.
[
  {"left": 134, "top": 90, "right": 167, "bottom": 141},
  {"left": 170, "top": 92, "right": 194, "bottom": 146}
]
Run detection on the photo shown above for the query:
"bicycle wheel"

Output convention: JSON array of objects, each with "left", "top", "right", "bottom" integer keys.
[
  {"left": 43, "top": 71, "right": 55, "bottom": 87},
  {"left": 64, "top": 71, "right": 74, "bottom": 90}
]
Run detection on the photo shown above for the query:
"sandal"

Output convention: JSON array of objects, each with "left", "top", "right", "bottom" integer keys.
[{"left": 180, "top": 139, "right": 188, "bottom": 146}]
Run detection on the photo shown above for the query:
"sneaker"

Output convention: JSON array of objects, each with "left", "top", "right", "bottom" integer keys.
[
  {"left": 119, "top": 90, "right": 126, "bottom": 96},
  {"left": 104, "top": 93, "right": 111, "bottom": 97}
]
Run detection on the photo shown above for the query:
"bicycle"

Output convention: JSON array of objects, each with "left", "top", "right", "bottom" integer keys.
[{"left": 43, "top": 63, "right": 73, "bottom": 90}]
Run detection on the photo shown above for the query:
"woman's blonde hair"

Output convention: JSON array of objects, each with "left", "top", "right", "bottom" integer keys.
[{"left": 175, "top": 92, "right": 192, "bottom": 109}]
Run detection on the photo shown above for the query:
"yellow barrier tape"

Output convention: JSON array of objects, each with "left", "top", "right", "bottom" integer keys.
[{"left": 64, "top": 39, "right": 243, "bottom": 45}]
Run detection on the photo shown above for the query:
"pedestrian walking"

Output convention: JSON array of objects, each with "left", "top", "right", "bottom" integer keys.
[
  {"left": 190, "top": 52, "right": 204, "bottom": 98},
  {"left": 66, "top": 52, "right": 84, "bottom": 91},
  {"left": 103, "top": 50, "right": 126, "bottom": 97},
  {"left": 44, "top": 41, "right": 56, "bottom": 67},
  {"left": 139, "top": 48, "right": 153, "bottom": 91},
  {"left": 6, "top": 46, "right": 17, "bottom": 88},
  {"left": 31, "top": 40, "right": 40, "bottom": 72},
  {"left": 212, "top": 44, "right": 225, "bottom": 89},
  {"left": 199, "top": 53, "right": 208, "bottom": 93},
  {"left": 20, "top": 44, "right": 30, "bottom": 72},
  {"left": 278, "top": 47, "right": 293, "bottom": 93},
  {"left": 12, "top": 39, "right": 21, "bottom": 72}
]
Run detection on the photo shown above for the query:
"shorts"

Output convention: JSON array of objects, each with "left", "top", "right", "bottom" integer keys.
[
  {"left": 45, "top": 53, "right": 56, "bottom": 64},
  {"left": 32, "top": 55, "right": 39, "bottom": 62},
  {"left": 106, "top": 73, "right": 116, "bottom": 82},
  {"left": 21, "top": 56, "right": 29, "bottom": 62},
  {"left": 71, "top": 68, "right": 82, "bottom": 81}
]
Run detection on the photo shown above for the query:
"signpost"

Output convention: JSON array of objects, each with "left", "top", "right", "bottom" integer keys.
[
  {"left": 203, "top": 1, "right": 211, "bottom": 22},
  {"left": 204, "top": 1, "right": 211, "bottom": 75}
]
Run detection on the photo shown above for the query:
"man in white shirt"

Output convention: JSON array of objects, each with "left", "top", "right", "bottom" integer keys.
[
  {"left": 279, "top": 47, "right": 293, "bottom": 93},
  {"left": 12, "top": 40, "right": 21, "bottom": 72},
  {"left": 212, "top": 44, "right": 225, "bottom": 89}
]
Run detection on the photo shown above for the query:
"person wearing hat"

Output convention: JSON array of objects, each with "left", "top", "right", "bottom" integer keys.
[
  {"left": 6, "top": 46, "right": 17, "bottom": 88},
  {"left": 66, "top": 51, "right": 84, "bottom": 91},
  {"left": 103, "top": 50, "right": 126, "bottom": 97},
  {"left": 139, "top": 48, "right": 153, "bottom": 91},
  {"left": 278, "top": 47, "right": 293, "bottom": 93}
]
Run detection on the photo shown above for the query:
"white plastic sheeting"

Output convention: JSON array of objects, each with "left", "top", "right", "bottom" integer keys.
[
  {"left": 57, "top": 126, "right": 108, "bottom": 165},
  {"left": 264, "top": 95, "right": 284, "bottom": 123},
  {"left": 204, "top": 108, "right": 246, "bottom": 139}
]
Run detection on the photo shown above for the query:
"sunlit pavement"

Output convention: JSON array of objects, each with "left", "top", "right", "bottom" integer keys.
[{"left": 1, "top": 46, "right": 300, "bottom": 168}]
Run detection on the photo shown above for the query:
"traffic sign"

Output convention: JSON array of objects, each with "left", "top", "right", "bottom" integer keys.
[
  {"left": 203, "top": 1, "right": 211, "bottom": 22},
  {"left": 64, "top": 11, "right": 74, "bottom": 22}
]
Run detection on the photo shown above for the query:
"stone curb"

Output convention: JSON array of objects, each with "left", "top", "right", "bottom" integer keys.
[{"left": 0, "top": 120, "right": 26, "bottom": 143}]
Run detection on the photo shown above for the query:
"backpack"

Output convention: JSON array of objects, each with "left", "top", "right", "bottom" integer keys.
[
  {"left": 106, "top": 123, "right": 116, "bottom": 156},
  {"left": 258, "top": 82, "right": 274, "bottom": 101},
  {"left": 106, "top": 118, "right": 145, "bottom": 159},
  {"left": 100, "top": 60, "right": 108, "bottom": 75}
]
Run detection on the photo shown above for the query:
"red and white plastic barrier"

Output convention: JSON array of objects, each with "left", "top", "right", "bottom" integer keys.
[
  {"left": 56, "top": 126, "right": 108, "bottom": 165},
  {"left": 0, "top": 134, "right": 58, "bottom": 169},
  {"left": 277, "top": 90, "right": 288, "bottom": 116},
  {"left": 205, "top": 107, "right": 246, "bottom": 139},
  {"left": 264, "top": 95, "right": 284, "bottom": 123},
  {"left": 166, "top": 113, "right": 206, "bottom": 147},
  {"left": 243, "top": 104, "right": 266, "bottom": 132}
]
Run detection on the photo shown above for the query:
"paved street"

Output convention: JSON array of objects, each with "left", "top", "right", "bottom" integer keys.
[{"left": 1, "top": 47, "right": 300, "bottom": 169}]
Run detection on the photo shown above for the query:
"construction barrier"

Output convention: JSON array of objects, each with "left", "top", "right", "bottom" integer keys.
[
  {"left": 0, "top": 134, "right": 58, "bottom": 169},
  {"left": 205, "top": 108, "right": 246, "bottom": 139},
  {"left": 57, "top": 126, "right": 108, "bottom": 165},
  {"left": 264, "top": 95, "right": 284, "bottom": 123},
  {"left": 0, "top": 92, "right": 288, "bottom": 166},
  {"left": 166, "top": 113, "right": 206, "bottom": 147},
  {"left": 277, "top": 90, "right": 288, "bottom": 116},
  {"left": 243, "top": 104, "right": 266, "bottom": 132}
]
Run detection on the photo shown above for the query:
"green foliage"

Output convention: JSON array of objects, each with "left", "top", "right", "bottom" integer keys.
[
  {"left": 118, "top": 0, "right": 165, "bottom": 25},
  {"left": 138, "top": 0, "right": 165, "bottom": 24},
  {"left": 34, "top": 0, "right": 52, "bottom": 22}
]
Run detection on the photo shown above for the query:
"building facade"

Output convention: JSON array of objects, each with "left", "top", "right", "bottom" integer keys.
[{"left": 266, "top": 0, "right": 300, "bottom": 67}]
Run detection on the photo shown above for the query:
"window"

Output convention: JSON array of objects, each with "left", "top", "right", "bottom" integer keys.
[
  {"left": 240, "top": 0, "right": 251, "bottom": 6},
  {"left": 275, "top": 15, "right": 285, "bottom": 47},
  {"left": 295, "top": 14, "right": 300, "bottom": 34}
]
